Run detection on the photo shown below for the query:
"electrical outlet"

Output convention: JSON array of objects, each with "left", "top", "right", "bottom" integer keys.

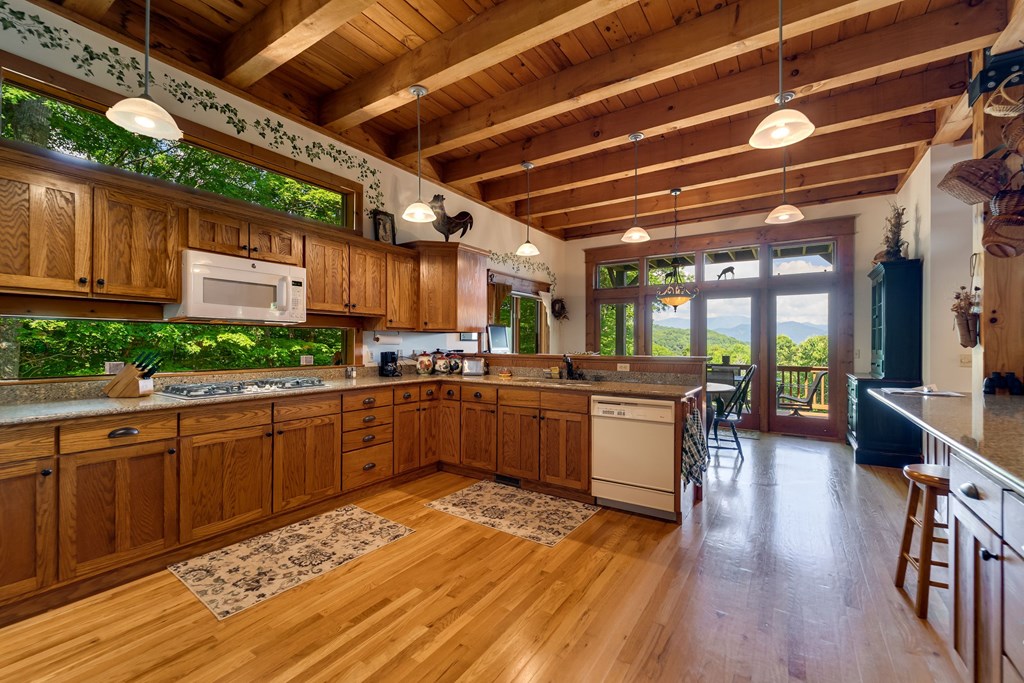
[
  {"left": 854, "top": 349, "right": 861, "bottom": 359},
  {"left": 617, "top": 363, "right": 630, "bottom": 372},
  {"left": 960, "top": 354, "right": 972, "bottom": 368},
  {"left": 369, "top": 351, "right": 375, "bottom": 363},
  {"left": 300, "top": 355, "right": 314, "bottom": 365},
  {"left": 397, "top": 348, "right": 404, "bottom": 359}
]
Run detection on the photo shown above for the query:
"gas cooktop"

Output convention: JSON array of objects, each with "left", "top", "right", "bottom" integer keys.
[{"left": 159, "top": 376, "right": 326, "bottom": 400}]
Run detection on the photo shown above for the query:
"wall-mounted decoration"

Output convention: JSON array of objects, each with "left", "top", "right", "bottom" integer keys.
[
  {"left": 488, "top": 252, "right": 557, "bottom": 294},
  {"left": 371, "top": 209, "right": 396, "bottom": 245},
  {"left": 951, "top": 285, "right": 982, "bottom": 348},
  {"left": 0, "top": 0, "right": 385, "bottom": 214},
  {"left": 551, "top": 298, "right": 569, "bottom": 321},
  {"left": 429, "top": 195, "right": 473, "bottom": 241}
]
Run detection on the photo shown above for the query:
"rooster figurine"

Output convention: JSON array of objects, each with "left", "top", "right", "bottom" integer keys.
[{"left": 429, "top": 194, "right": 474, "bottom": 242}]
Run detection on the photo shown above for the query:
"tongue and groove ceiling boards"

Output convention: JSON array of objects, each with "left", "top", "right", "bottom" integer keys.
[{"left": 50, "top": 0, "right": 1013, "bottom": 239}]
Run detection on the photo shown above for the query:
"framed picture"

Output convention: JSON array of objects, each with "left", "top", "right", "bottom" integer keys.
[
  {"left": 459, "top": 332, "right": 479, "bottom": 342},
  {"left": 371, "top": 209, "right": 397, "bottom": 245}
]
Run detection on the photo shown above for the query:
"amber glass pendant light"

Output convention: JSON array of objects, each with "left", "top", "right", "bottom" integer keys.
[{"left": 656, "top": 188, "right": 699, "bottom": 310}]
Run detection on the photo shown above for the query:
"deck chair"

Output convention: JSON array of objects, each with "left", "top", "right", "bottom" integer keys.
[
  {"left": 710, "top": 364, "right": 756, "bottom": 460},
  {"left": 776, "top": 370, "right": 828, "bottom": 416}
]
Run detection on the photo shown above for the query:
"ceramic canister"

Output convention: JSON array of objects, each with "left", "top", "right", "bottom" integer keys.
[{"left": 416, "top": 353, "right": 434, "bottom": 375}]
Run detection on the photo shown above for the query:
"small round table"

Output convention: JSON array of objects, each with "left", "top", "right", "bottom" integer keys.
[{"left": 705, "top": 382, "right": 736, "bottom": 435}]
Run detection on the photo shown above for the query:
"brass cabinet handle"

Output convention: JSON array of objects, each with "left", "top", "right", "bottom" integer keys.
[
  {"left": 108, "top": 427, "right": 140, "bottom": 439},
  {"left": 362, "top": 462, "right": 376, "bottom": 471}
]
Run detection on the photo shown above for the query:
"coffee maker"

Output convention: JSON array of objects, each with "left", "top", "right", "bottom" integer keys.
[{"left": 378, "top": 351, "right": 401, "bottom": 377}]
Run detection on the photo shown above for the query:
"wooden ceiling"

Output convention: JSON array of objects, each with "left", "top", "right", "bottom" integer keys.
[{"left": 48, "top": 0, "right": 1012, "bottom": 240}]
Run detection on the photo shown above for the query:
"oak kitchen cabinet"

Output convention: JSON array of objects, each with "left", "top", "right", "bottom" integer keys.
[
  {"left": 187, "top": 207, "right": 303, "bottom": 266},
  {"left": 411, "top": 241, "right": 488, "bottom": 332},
  {"left": 93, "top": 187, "right": 181, "bottom": 302},
  {"left": 539, "top": 410, "right": 590, "bottom": 492},
  {"left": 461, "top": 402, "right": 497, "bottom": 471},
  {"left": 394, "top": 401, "right": 422, "bottom": 474},
  {"left": 496, "top": 390, "right": 590, "bottom": 491},
  {"left": 386, "top": 252, "right": 419, "bottom": 329},
  {"left": 273, "top": 414, "right": 342, "bottom": 513},
  {"left": 58, "top": 440, "right": 178, "bottom": 581},
  {"left": 0, "top": 457, "right": 56, "bottom": 602},
  {"left": 304, "top": 236, "right": 387, "bottom": 316},
  {"left": 439, "top": 385, "right": 462, "bottom": 465},
  {"left": 394, "top": 385, "right": 442, "bottom": 473},
  {"left": 498, "top": 405, "right": 541, "bottom": 480},
  {"left": 342, "top": 388, "right": 394, "bottom": 490},
  {"left": 348, "top": 244, "right": 387, "bottom": 316},
  {"left": 0, "top": 161, "right": 91, "bottom": 296},
  {"left": 179, "top": 426, "right": 273, "bottom": 543}
]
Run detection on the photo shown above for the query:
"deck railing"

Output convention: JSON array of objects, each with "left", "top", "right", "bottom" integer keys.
[{"left": 775, "top": 365, "right": 829, "bottom": 411}]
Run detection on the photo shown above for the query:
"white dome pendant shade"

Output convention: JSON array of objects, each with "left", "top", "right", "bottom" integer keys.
[
  {"left": 105, "top": 0, "right": 182, "bottom": 141},
  {"left": 765, "top": 203, "right": 805, "bottom": 224},
  {"left": 748, "top": 0, "right": 814, "bottom": 150},
  {"left": 620, "top": 132, "right": 651, "bottom": 244},
  {"left": 515, "top": 161, "right": 541, "bottom": 256},
  {"left": 402, "top": 85, "right": 437, "bottom": 223}
]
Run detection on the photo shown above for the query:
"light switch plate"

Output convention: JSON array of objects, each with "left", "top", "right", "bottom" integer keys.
[
  {"left": 959, "top": 354, "right": 972, "bottom": 368},
  {"left": 616, "top": 363, "right": 630, "bottom": 372}
]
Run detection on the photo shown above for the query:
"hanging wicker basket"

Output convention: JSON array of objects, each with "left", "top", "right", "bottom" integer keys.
[
  {"left": 1002, "top": 114, "right": 1024, "bottom": 156},
  {"left": 985, "top": 73, "right": 1024, "bottom": 118},
  {"left": 938, "top": 149, "right": 1007, "bottom": 205},
  {"left": 982, "top": 213, "right": 1024, "bottom": 258},
  {"left": 990, "top": 170, "right": 1024, "bottom": 215}
]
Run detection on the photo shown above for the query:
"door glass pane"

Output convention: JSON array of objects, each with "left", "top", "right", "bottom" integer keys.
[
  {"left": 772, "top": 242, "right": 835, "bottom": 276},
  {"left": 647, "top": 254, "right": 696, "bottom": 285},
  {"left": 703, "top": 247, "right": 759, "bottom": 281},
  {"left": 518, "top": 297, "right": 539, "bottom": 354},
  {"left": 775, "top": 293, "right": 830, "bottom": 419},
  {"left": 705, "top": 297, "right": 752, "bottom": 365},
  {"left": 651, "top": 300, "right": 690, "bottom": 356},
  {"left": 599, "top": 302, "right": 635, "bottom": 355},
  {"left": 597, "top": 261, "right": 640, "bottom": 288}
]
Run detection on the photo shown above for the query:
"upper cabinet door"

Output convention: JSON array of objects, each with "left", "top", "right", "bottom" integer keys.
[
  {"left": 418, "top": 249, "right": 457, "bottom": 331},
  {"left": 0, "top": 163, "right": 91, "bottom": 295},
  {"left": 249, "top": 222, "right": 303, "bottom": 266},
  {"left": 305, "top": 235, "right": 349, "bottom": 313},
  {"left": 93, "top": 187, "right": 181, "bottom": 302},
  {"left": 348, "top": 245, "right": 387, "bottom": 316},
  {"left": 187, "top": 208, "right": 248, "bottom": 258},
  {"left": 386, "top": 253, "right": 418, "bottom": 329}
]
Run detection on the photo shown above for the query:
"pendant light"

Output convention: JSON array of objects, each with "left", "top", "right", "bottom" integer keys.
[
  {"left": 748, "top": 0, "right": 814, "bottom": 149},
  {"left": 656, "top": 188, "right": 700, "bottom": 310},
  {"left": 620, "top": 132, "right": 651, "bottom": 243},
  {"left": 402, "top": 85, "right": 437, "bottom": 223},
  {"left": 765, "top": 151, "right": 804, "bottom": 224},
  {"left": 105, "top": 0, "right": 182, "bottom": 140},
  {"left": 516, "top": 161, "right": 540, "bottom": 256}
]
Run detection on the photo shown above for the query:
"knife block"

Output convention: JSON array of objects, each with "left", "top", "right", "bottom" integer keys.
[{"left": 102, "top": 364, "right": 154, "bottom": 398}]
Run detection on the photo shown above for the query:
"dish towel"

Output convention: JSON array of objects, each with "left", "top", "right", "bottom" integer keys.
[{"left": 681, "top": 405, "right": 710, "bottom": 488}]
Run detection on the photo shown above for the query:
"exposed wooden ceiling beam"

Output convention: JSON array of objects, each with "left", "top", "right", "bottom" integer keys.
[
  {"left": 390, "top": 0, "right": 908, "bottom": 161},
  {"left": 222, "top": 0, "right": 378, "bottom": 89},
  {"left": 484, "top": 65, "right": 964, "bottom": 203},
  {"left": 446, "top": 0, "right": 1002, "bottom": 186},
  {"left": 61, "top": 0, "right": 115, "bottom": 20},
  {"left": 560, "top": 177, "right": 900, "bottom": 240},
  {"left": 541, "top": 150, "right": 914, "bottom": 230},
  {"left": 992, "top": 0, "right": 1024, "bottom": 54},
  {"left": 519, "top": 115, "right": 934, "bottom": 218},
  {"left": 318, "top": 0, "right": 638, "bottom": 132},
  {"left": 933, "top": 95, "right": 972, "bottom": 146}
]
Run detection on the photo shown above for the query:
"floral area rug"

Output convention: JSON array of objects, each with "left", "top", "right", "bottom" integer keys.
[
  {"left": 168, "top": 505, "right": 413, "bottom": 619},
  {"left": 426, "top": 480, "right": 599, "bottom": 547}
]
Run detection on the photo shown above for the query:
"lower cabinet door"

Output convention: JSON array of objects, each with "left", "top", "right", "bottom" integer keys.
[
  {"left": 539, "top": 410, "right": 590, "bottom": 491},
  {"left": 461, "top": 403, "right": 497, "bottom": 471},
  {"left": 0, "top": 458, "right": 56, "bottom": 600},
  {"left": 273, "top": 415, "right": 341, "bottom": 512},
  {"left": 394, "top": 402, "right": 422, "bottom": 474},
  {"left": 59, "top": 442, "right": 177, "bottom": 581},
  {"left": 950, "top": 496, "right": 1002, "bottom": 683},
  {"left": 497, "top": 406, "right": 539, "bottom": 480},
  {"left": 420, "top": 402, "right": 440, "bottom": 466},
  {"left": 180, "top": 426, "right": 272, "bottom": 543},
  {"left": 438, "top": 400, "right": 461, "bottom": 464}
]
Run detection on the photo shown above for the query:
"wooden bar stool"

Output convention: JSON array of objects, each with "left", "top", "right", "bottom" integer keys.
[{"left": 894, "top": 463, "right": 951, "bottom": 618}]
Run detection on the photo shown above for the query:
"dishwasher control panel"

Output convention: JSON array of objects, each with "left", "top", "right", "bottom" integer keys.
[{"left": 590, "top": 396, "right": 675, "bottom": 423}]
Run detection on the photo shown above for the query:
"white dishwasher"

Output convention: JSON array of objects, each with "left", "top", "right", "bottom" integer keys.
[{"left": 590, "top": 396, "right": 677, "bottom": 519}]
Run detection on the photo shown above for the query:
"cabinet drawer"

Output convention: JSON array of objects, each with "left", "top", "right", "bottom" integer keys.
[
  {"left": 343, "top": 406, "right": 394, "bottom": 431},
  {"left": 180, "top": 402, "right": 271, "bottom": 436},
  {"left": 541, "top": 391, "right": 589, "bottom": 414},
  {"left": 462, "top": 386, "right": 497, "bottom": 404},
  {"left": 0, "top": 424, "right": 55, "bottom": 464},
  {"left": 343, "top": 388, "right": 394, "bottom": 412},
  {"left": 1006, "top": 491, "right": 1024, "bottom": 557},
  {"left": 342, "top": 423, "right": 393, "bottom": 452},
  {"left": 441, "top": 384, "right": 460, "bottom": 401},
  {"left": 394, "top": 387, "right": 420, "bottom": 404},
  {"left": 951, "top": 453, "right": 1003, "bottom": 533},
  {"left": 419, "top": 383, "right": 441, "bottom": 401},
  {"left": 342, "top": 443, "right": 393, "bottom": 490},
  {"left": 1005, "top": 546, "right": 1024, "bottom": 676},
  {"left": 273, "top": 395, "right": 340, "bottom": 421},
  {"left": 499, "top": 388, "right": 540, "bottom": 408},
  {"left": 60, "top": 412, "right": 178, "bottom": 454}
]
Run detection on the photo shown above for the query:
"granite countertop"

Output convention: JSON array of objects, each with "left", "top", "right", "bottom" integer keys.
[
  {"left": 0, "top": 375, "right": 702, "bottom": 427},
  {"left": 870, "top": 390, "right": 1024, "bottom": 493}
]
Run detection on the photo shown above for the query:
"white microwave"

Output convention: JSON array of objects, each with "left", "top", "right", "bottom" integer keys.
[{"left": 165, "top": 249, "right": 307, "bottom": 324}]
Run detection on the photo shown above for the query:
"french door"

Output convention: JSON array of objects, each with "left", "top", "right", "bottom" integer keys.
[{"left": 697, "top": 291, "right": 760, "bottom": 431}]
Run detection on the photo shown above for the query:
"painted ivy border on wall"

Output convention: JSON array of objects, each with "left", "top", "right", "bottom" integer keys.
[
  {"left": 0, "top": 0, "right": 385, "bottom": 214},
  {"left": 489, "top": 252, "right": 558, "bottom": 295}
]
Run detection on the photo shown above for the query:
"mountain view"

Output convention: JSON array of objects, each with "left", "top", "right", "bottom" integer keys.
[{"left": 651, "top": 314, "right": 829, "bottom": 367}]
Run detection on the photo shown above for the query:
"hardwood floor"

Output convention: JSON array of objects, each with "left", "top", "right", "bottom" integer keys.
[{"left": 0, "top": 435, "right": 958, "bottom": 682}]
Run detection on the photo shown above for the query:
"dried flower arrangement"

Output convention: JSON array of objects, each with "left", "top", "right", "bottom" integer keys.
[
  {"left": 882, "top": 202, "right": 908, "bottom": 260},
  {"left": 951, "top": 285, "right": 981, "bottom": 348}
]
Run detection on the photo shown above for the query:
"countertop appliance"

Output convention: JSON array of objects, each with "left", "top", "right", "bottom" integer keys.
[
  {"left": 590, "top": 396, "right": 677, "bottom": 520},
  {"left": 160, "top": 376, "right": 324, "bottom": 400},
  {"left": 165, "top": 249, "right": 306, "bottom": 324},
  {"left": 379, "top": 351, "right": 401, "bottom": 377},
  {"left": 462, "top": 358, "right": 486, "bottom": 376}
]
